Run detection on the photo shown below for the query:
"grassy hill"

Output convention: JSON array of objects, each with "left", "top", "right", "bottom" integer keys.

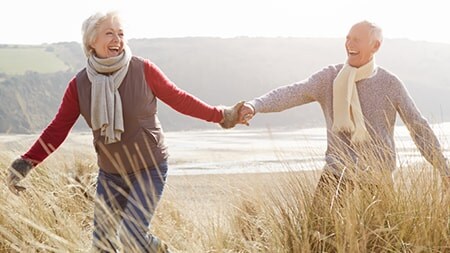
[
  {"left": 0, "top": 43, "right": 84, "bottom": 75},
  {"left": 0, "top": 46, "right": 68, "bottom": 74}
]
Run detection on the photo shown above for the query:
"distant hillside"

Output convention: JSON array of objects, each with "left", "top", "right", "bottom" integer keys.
[
  {"left": 0, "top": 42, "right": 83, "bottom": 75},
  {"left": 0, "top": 37, "right": 449, "bottom": 133}
]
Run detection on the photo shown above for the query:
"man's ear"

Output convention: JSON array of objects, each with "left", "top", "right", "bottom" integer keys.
[{"left": 372, "top": 40, "right": 381, "bottom": 53}]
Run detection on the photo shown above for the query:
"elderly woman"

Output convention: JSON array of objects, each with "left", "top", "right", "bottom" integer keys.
[{"left": 6, "top": 11, "right": 242, "bottom": 252}]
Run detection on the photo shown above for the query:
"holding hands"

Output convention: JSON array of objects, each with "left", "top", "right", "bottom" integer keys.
[
  {"left": 219, "top": 101, "right": 255, "bottom": 129},
  {"left": 238, "top": 103, "right": 255, "bottom": 125}
]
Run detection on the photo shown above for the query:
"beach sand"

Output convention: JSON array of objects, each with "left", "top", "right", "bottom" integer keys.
[{"left": 158, "top": 170, "right": 321, "bottom": 230}]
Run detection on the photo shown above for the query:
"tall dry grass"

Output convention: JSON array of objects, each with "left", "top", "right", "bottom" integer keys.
[
  {"left": 0, "top": 153, "right": 96, "bottom": 252},
  {"left": 220, "top": 166, "right": 449, "bottom": 253},
  {"left": 0, "top": 150, "right": 449, "bottom": 252}
]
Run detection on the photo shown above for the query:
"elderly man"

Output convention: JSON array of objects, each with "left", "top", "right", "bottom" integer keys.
[{"left": 238, "top": 21, "right": 449, "bottom": 203}]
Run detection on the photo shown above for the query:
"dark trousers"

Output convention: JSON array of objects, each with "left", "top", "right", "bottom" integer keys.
[{"left": 92, "top": 161, "right": 168, "bottom": 252}]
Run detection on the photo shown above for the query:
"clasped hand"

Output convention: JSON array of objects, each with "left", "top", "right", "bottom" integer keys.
[
  {"left": 220, "top": 101, "right": 255, "bottom": 129},
  {"left": 238, "top": 103, "right": 255, "bottom": 126}
]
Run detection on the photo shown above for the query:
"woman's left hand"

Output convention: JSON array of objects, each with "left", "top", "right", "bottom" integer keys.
[{"left": 219, "top": 101, "right": 246, "bottom": 129}]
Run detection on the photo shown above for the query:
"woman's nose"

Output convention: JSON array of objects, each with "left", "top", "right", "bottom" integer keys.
[{"left": 112, "top": 33, "right": 120, "bottom": 42}]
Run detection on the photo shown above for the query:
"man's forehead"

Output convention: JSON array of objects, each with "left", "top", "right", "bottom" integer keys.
[
  {"left": 352, "top": 22, "right": 371, "bottom": 31},
  {"left": 348, "top": 23, "right": 371, "bottom": 36}
]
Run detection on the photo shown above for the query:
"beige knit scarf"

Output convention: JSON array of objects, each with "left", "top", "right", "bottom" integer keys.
[
  {"left": 87, "top": 45, "right": 132, "bottom": 144},
  {"left": 332, "top": 59, "right": 375, "bottom": 142}
]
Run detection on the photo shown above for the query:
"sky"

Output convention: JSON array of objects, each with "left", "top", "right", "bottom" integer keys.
[{"left": 1, "top": 0, "right": 449, "bottom": 45}]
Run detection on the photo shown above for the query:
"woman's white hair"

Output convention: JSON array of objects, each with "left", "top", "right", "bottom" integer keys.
[{"left": 81, "top": 11, "right": 122, "bottom": 57}]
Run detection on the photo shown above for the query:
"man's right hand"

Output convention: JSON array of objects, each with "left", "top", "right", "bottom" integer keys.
[
  {"left": 6, "top": 157, "right": 33, "bottom": 195},
  {"left": 239, "top": 103, "right": 255, "bottom": 126}
]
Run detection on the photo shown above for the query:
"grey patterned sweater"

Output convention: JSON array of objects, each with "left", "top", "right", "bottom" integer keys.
[{"left": 248, "top": 64, "right": 449, "bottom": 176}]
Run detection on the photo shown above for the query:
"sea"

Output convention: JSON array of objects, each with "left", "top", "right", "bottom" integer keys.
[{"left": 1, "top": 123, "right": 449, "bottom": 176}]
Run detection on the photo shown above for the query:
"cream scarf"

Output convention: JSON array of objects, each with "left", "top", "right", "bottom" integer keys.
[
  {"left": 332, "top": 59, "right": 376, "bottom": 142},
  {"left": 87, "top": 45, "right": 132, "bottom": 144}
]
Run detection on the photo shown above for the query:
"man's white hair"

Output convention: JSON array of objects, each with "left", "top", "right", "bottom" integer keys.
[{"left": 357, "top": 20, "right": 383, "bottom": 45}]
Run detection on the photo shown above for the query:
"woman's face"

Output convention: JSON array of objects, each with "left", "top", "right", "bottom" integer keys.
[{"left": 90, "top": 17, "right": 125, "bottom": 58}]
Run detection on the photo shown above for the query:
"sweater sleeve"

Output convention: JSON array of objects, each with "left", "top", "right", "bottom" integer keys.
[
  {"left": 394, "top": 79, "right": 450, "bottom": 176},
  {"left": 22, "top": 78, "right": 80, "bottom": 166},
  {"left": 143, "top": 59, "right": 223, "bottom": 123},
  {"left": 248, "top": 66, "right": 332, "bottom": 113}
]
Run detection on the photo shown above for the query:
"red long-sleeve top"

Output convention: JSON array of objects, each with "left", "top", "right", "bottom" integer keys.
[{"left": 22, "top": 60, "right": 223, "bottom": 166}]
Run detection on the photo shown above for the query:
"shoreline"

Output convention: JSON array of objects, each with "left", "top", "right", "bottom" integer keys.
[{"left": 1, "top": 124, "right": 449, "bottom": 176}]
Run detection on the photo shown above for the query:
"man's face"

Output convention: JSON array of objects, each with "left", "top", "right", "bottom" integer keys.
[{"left": 345, "top": 23, "right": 380, "bottom": 68}]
